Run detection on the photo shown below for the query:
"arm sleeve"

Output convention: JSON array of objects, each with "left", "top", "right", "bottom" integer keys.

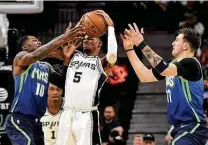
[{"left": 174, "top": 58, "right": 202, "bottom": 81}]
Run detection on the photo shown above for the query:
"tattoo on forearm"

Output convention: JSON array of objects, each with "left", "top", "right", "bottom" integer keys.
[
  {"left": 33, "top": 34, "right": 64, "bottom": 60},
  {"left": 141, "top": 46, "right": 163, "bottom": 68}
]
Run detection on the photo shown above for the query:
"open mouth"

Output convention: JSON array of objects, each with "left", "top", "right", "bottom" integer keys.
[{"left": 52, "top": 96, "right": 59, "bottom": 100}]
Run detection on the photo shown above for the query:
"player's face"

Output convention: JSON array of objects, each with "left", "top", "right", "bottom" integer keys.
[
  {"left": 48, "top": 83, "right": 62, "bottom": 101},
  {"left": 143, "top": 141, "right": 155, "bottom": 145},
  {"left": 134, "top": 136, "right": 144, "bottom": 145},
  {"left": 24, "top": 36, "right": 41, "bottom": 52},
  {"left": 83, "top": 35, "right": 102, "bottom": 56},
  {"left": 104, "top": 107, "right": 115, "bottom": 121},
  {"left": 171, "top": 34, "right": 186, "bottom": 57}
]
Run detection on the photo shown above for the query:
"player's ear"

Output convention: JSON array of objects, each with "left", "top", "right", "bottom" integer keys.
[
  {"left": 183, "top": 42, "right": 189, "bottom": 50},
  {"left": 98, "top": 41, "right": 103, "bottom": 48}
]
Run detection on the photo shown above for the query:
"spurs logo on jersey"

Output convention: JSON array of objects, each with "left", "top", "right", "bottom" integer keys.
[
  {"left": 65, "top": 52, "right": 107, "bottom": 108},
  {"left": 41, "top": 102, "right": 63, "bottom": 145}
]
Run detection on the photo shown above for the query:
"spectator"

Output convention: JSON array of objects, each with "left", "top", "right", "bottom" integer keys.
[
  {"left": 143, "top": 133, "right": 156, "bottom": 145},
  {"left": 101, "top": 106, "right": 123, "bottom": 144},
  {"left": 134, "top": 134, "right": 144, "bottom": 145},
  {"left": 178, "top": 12, "right": 204, "bottom": 36},
  {"left": 178, "top": 1, "right": 204, "bottom": 37},
  {"left": 197, "top": 39, "right": 208, "bottom": 66}
]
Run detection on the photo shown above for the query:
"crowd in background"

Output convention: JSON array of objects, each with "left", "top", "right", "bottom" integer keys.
[{"left": 0, "top": 1, "right": 208, "bottom": 145}]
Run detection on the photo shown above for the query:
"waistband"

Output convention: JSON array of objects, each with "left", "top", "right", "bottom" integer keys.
[
  {"left": 64, "top": 106, "right": 98, "bottom": 111},
  {"left": 174, "top": 121, "right": 207, "bottom": 127},
  {"left": 9, "top": 112, "right": 40, "bottom": 121}
]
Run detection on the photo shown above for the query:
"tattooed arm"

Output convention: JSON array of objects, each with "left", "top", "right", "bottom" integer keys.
[
  {"left": 141, "top": 46, "right": 177, "bottom": 76},
  {"left": 120, "top": 32, "right": 161, "bottom": 82},
  {"left": 124, "top": 23, "right": 178, "bottom": 77},
  {"left": 141, "top": 46, "right": 162, "bottom": 67}
]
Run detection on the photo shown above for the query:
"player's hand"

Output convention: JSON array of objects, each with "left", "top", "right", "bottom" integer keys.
[
  {"left": 62, "top": 38, "right": 82, "bottom": 64},
  {"left": 124, "top": 23, "right": 144, "bottom": 46},
  {"left": 120, "top": 33, "right": 134, "bottom": 51},
  {"left": 62, "top": 22, "right": 85, "bottom": 42},
  {"left": 94, "top": 10, "right": 114, "bottom": 27}
]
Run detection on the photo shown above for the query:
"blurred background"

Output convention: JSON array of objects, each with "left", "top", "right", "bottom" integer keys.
[{"left": 0, "top": 1, "right": 208, "bottom": 145}]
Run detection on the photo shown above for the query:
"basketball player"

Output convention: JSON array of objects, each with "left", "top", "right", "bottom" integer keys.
[
  {"left": 41, "top": 83, "right": 63, "bottom": 145},
  {"left": 55, "top": 11, "right": 119, "bottom": 145},
  {"left": 121, "top": 24, "right": 208, "bottom": 145},
  {"left": 6, "top": 24, "right": 85, "bottom": 145}
]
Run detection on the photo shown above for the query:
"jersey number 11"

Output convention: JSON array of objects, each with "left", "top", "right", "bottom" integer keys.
[{"left": 166, "top": 89, "right": 172, "bottom": 103}]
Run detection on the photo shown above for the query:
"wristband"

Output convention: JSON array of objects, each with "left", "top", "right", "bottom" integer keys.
[
  {"left": 134, "top": 41, "right": 147, "bottom": 50},
  {"left": 125, "top": 48, "right": 134, "bottom": 52},
  {"left": 154, "top": 59, "right": 169, "bottom": 74}
]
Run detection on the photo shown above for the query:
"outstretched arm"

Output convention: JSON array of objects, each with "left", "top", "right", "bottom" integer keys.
[
  {"left": 120, "top": 32, "right": 160, "bottom": 82},
  {"left": 124, "top": 23, "right": 202, "bottom": 81},
  {"left": 15, "top": 24, "right": 84, "bottom": 67},
  {"left": 124, "top": 23, "right": 179, "bottom": 77}
]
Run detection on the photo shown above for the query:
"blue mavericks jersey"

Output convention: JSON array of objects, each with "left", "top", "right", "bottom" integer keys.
[
  {"left": 166, "top": 74, "right": 206, "bottom": 125},
  {"left": 11, "top": 62, "right": 49, "bottom": 118}
]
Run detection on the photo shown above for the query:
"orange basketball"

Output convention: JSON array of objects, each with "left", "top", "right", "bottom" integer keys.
[{"left": 83, "top": 11, "right": 108, "bottom": 37}]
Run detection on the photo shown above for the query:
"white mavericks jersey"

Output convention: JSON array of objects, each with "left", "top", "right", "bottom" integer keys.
[
  {"left": 64, "top": 52, "right": 107, "bottom": 108},
  {"left": 41, "top": 107, "right": 63, "bottom": 145}
]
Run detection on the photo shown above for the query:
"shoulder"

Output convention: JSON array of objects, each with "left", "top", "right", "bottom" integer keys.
[
  {"left": 40, "top": 61, "right": 53, "bottom": 68},
  {"left": 13, "top": 51, "right": 28, "bottom": 65},
  {"left": 177, "top": 57, "right": 201, "bottom": 67}
]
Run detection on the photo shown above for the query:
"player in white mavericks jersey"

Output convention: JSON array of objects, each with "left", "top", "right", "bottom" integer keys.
[
  {"left": 55, "top": 11, "right": 119, "bottom": 145},
  {"left": 41, "top": 83, "right": 64, "bottom": 145}
]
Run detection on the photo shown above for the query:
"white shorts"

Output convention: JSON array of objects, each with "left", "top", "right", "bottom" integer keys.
[{"left": 55, "top": 108, "right": 101, "bottom": 145}]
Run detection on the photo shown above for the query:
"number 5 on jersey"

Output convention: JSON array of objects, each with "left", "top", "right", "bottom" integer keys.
[{"left": 73, "top": 72, "right": 82, "bottom": 83}]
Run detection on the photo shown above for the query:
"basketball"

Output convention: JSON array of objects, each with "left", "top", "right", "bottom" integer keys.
[{"left": 83, "top": 11, "right": 108, "bottom": 37}]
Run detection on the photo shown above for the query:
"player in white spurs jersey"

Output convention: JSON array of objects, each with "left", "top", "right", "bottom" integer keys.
[
  {"left": 55, "top": 11, "right": 119, "bottom": 145},
  {"left": 41, "top": 83, "right": 64, "bottom": 145}
]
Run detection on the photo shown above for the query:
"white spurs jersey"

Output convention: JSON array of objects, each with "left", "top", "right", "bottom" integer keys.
[
  {"left": 41, "top": 101, "right": 64, "bottom": 145},
  {"left": 64, "top": 52, "right": 107, "bottom": 108}
]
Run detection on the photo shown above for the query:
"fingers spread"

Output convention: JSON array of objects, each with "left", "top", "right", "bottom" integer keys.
[
  {"left": 141, "top": 27, "right": 144, "bottom": 35},
  {"left": 133, "top": 23, "right": 140, "bottom": 33},
  {"left": 128, "top": 24, "right": 135, "bottom": 32}
]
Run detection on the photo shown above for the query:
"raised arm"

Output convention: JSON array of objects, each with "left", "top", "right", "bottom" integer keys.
[
  {"left": 123, "top": 23, "right": 179, "bottom": 77},
  {"left": 120, "top": 32, "right": 160, "bottom": 82},
  {"left": 15, "top": 24, "right": 84, "bottom": 67}
]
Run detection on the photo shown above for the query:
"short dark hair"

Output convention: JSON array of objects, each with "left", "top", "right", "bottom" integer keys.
[
  {"left": 17, "top": 35, "right": 30, "bottom": 52},
  {"left": 177, "top": 28, "right": 201, "bottom": 51},
  {"left": 143, "top": 133, "right": 155, "bottom": 141}
]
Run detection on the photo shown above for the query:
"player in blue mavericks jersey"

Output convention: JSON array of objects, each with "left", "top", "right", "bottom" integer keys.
[
  {"left": 6, "top": 24, "right": 84, "bottom": 145},
  {"left": 121, "top": 24, "right": 208, "bottom": 145}
]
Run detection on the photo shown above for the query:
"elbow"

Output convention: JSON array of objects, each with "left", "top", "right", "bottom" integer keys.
[
  {"left": 140, "top": 78, "right": 151, "bottom": 83},
  {"left": 136, "top": 70, "right": 152, "bottom": 83},
  {"left": 137, "top": 74, "right": 150, "bottom": 83}
]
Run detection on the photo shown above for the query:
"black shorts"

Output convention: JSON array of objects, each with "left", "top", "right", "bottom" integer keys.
[
  {"left": 6, "top": 114, "right": 44, "bottom": 145},
  {"left": 171, "top": 122, "right": 208, "bottom": 145}
]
